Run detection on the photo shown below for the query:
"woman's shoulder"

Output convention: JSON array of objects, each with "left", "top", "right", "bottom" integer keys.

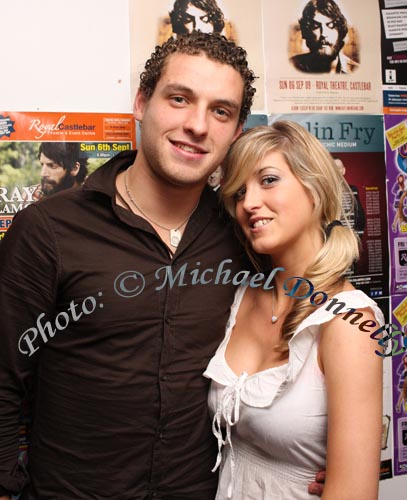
[
  {"left": 288, "top": 284, "right": 384, "bottom": 358},
  {"left": 303, "top": 282, "right": 383, "bottom": 327}
]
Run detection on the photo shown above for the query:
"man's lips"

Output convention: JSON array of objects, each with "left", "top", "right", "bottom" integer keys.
[{"left": 170, "top": 141, "right": 207, "bottom": 155}]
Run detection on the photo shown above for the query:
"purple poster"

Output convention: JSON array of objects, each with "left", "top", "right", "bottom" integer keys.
[
  {"left": 391, "top": 293, "right": 407, "bottom": 476},
  {"left": 384, "top": 114, "right": 407, "bottom": 295}
]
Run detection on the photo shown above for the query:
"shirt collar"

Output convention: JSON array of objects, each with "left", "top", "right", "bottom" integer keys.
[
  {"left": 81, "top": 149, "right": 225, "bottom": 244},
  {"left": 83, "top": 150, "right": 137, "bottom": 198}
]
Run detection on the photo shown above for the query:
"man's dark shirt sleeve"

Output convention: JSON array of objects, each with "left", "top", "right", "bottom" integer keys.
[{"left": 0, "top": 205, "right": 58, "bottom": 494}]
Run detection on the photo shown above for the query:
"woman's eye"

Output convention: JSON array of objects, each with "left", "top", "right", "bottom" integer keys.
[
  {"left": 262, "top": 176, "right": 277, "bottom": 186},
  {"left": 233, "top": 186, "right": 246, "bottom": 201}
]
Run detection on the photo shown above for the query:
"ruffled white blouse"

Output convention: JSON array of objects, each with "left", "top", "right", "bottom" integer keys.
[{"left": 204, "top": 285, "right": 384, "bottom": 500}]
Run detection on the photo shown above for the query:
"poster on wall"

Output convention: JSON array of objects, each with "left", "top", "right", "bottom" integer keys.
[
  {"left": 270, "top": 113, "right": 389, "bottom": 298},
  {"left": 0, "top": 112, "right": 136, "bottom": 240},
  {"left": 379, "top": 0, "right": 407, "bottom": 112},
  {"left": 382, "top": 350, "right": 394, "bottom": 480},
  {"left": 375, "top": 297, "right": 395, "bottom": 481},
  {"left": 391, "top": 293, "right": 407, "bottom": 476},
  {"left": 384, "top": 114, "right": 407, "bottom": 294},
  {"left": 128, "top": 0, "right": 265, "bottom": 111},
  {"left": 264, "top": 0, "right": 383, "bottom": 114}
]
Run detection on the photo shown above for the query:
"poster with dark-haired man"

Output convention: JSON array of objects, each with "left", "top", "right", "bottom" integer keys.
[
  {"left": 129, "top": 0, "right": 265, "bottom": 112},
  {"left": 264, "top": 0, "right": 382, "bottom": 114}
]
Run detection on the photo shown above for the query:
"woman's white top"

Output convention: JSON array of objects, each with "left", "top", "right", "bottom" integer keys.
[{"left": 204, "top": 286, "right": 384, "bottom": 499}]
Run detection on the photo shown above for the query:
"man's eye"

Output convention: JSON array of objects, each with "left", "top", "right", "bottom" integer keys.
[
  {"left": 233, "top": 186, "right": 246, "bottom": 201},
  {"left": 326, "top": 22, "right": 336, "bottom": 29},
  {"left": 214, "top": 108, "right": 229, "bottom": 119},
  {"left": 172, "top": 96, "right": 186, "bottom": 104},
  {"left": 201, "top": 15, "right": 210, "bottom": 23},
  {"left": 312, "top": 22, "right": 321, "bottom": 30}
]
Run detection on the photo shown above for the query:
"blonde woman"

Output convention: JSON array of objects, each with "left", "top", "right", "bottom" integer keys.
[{"left": 204, "top": 121, "right": 383, "bottom": 499}]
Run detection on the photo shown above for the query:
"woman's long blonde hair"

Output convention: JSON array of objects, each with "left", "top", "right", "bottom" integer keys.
[{"left": 222, "top": 121, "right": 360, "bottom": 355}]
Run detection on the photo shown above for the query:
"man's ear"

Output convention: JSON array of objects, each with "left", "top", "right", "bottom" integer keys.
[
  {"left": 134, "top": 89, "right": 148, "bottom": 121},
  {"left": 70, "top": 162, "right": 80, "bottom": 178}
]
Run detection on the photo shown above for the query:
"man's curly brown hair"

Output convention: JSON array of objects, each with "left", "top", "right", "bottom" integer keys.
[{"left": 139, "top": 31, "right": 256, "bottom": 124}]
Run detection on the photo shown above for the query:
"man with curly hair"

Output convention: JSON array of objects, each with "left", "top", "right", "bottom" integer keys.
[
  {"left": 0, "top": 31, "right": 256, "bottom": 500},
  {"left": 291, "top": 0, "right": 359, "bottom": 74},
  {"left": 0, "top": 30, "right": 327, "bottom": 500}
]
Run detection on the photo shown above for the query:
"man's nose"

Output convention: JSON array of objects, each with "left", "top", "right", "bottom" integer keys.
[
  {"left": 320, "top": 24, "right": 329, "bottom": 38},
  {"left": 40, "top": 165, "right": 49, "bottom": 177},
  {"left": 184, "top": 106, "right": 209, "bottom": 138}
]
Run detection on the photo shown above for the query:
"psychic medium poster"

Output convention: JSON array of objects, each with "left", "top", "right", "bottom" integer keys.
[
  {"left": 0, "top": 112, "right": 136, "bottom": 240},
  {"left": 269, "top": 113, "right": 389, "bottom": 299},
  {"left": 264, "top": 0, "right": 383, "bottom": 114}
]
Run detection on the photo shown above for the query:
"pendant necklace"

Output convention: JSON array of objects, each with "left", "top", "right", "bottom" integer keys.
[
  {"left": 124, "top": 167, "right": 198, "bottom": 248},
  {"left": 270, "top": 287, "right": 279, "bottom": 324}
]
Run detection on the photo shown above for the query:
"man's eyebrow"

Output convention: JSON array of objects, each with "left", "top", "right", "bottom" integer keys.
[
  {"left": 163, "top": 83, "right": 241, "bottom": 111},
  {"left": 215, "top": 98, "right": 241, "bottom": 112},
  {"left": 163, "top": 83, "right": 194, "bottom": 95}
]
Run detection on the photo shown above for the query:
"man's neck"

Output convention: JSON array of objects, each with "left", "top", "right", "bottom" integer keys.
[
  {"left": 115, "top": 155, "right": 206, "bottom": 253},
  {"left": 126, "top": 157, "right": 204, "bottom": 220}
]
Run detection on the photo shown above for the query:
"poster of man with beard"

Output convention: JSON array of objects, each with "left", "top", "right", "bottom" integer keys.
[
  {"left": 264, "top": 0, "right": 382, "bottom": 113},
  {"left": 290, "top": 0, "right": 359, "bottom": 74},
  {"left": 27, "top": 142, "right": 88, "bottom": 201},
  {"left": 0, "top": 111, "right": 135, "bottom": 241}
]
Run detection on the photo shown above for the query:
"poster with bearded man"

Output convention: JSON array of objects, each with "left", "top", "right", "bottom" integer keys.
[{"left": 264, "top": 0, "right": 382, "bottom": 114}]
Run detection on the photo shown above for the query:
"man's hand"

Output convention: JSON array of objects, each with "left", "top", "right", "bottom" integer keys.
[{"left": 308, "top": 470, "right": 325, "bottom": 497}]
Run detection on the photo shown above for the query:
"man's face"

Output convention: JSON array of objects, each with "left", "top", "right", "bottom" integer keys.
[
  {"left": 134, "top": 52, "right": 243, "bottom": 188},
  {"left": 207, "top": 166, "right": 223, "bottom": 188},
  {"left": 307, "top": 12, "right": 341, "bottom": 60},
  {"left": 39, "top": 153, "right": 76, "bottom": 196},
  {"left": 183, "top": 4, "right": 213, "bottom": 33}
]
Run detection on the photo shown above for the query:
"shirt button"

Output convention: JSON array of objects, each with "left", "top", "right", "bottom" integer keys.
[
  {"left": 160, "top": 375, "right": 168, "bottom": 381},
  {"left": 158, "top": 432, "right": 164, "bottom": 439},
  {"left": 164, "top": 317, "right": 171, "bottom": 325}
]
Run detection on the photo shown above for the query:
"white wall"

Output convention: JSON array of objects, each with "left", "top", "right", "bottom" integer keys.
[
  {"left": 1, "top": 1, "right": 406, "bottom": 498},
  {"left": 1, "top": 0, "right": 131, "bottom": 112}
]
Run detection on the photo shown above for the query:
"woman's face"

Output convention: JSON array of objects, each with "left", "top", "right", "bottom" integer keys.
[{"left": 234, "top": 151, "right": 322, "bottom": 263}]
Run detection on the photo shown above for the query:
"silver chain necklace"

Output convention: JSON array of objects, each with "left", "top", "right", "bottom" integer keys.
[{"left": 124, "top": 167, "right": 198, "bottom": 248}]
